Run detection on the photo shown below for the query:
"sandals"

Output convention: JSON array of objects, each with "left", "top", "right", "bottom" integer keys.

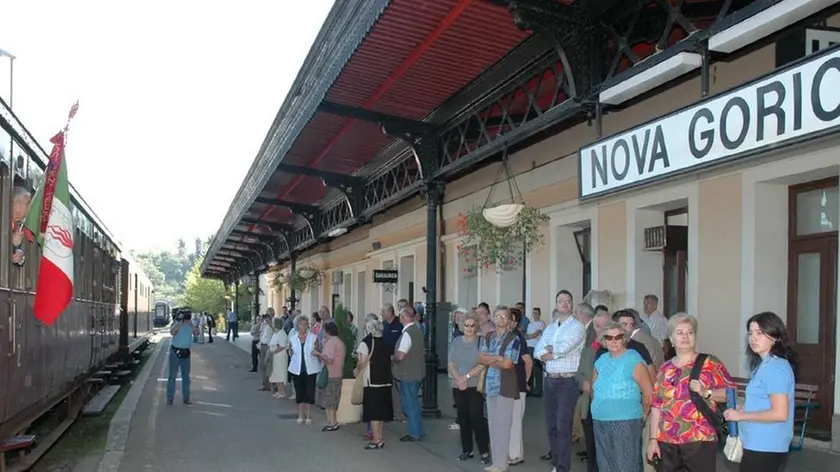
[
  {"left": 321, "top": 424, "right": 340, "bottom": 432},
  {"left": 364, "top": 441, "right": 384, "bottom": 450}
]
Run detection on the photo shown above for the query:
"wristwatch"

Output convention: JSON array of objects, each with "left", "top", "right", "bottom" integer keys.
[
  {"left": 704, "top": 389, "right": 712, "bottom": 399},
  {"left": 466, "top": 373, "right": 471, "bottom": 380}
]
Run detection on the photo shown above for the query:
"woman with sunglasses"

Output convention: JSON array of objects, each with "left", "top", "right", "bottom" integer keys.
[
  {"left": 447, "top": 312, "right": 491, "bottom": 464},
  {"left": 591, "top": 321, "right": 653, "bottom": 472}
]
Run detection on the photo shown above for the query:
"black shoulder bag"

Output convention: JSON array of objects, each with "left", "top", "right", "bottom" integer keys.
[
  {"left": 688, "top": 353, "right": 728, "bottom": 446},
  {"left": 172, "top": 347, "right": 191, "bottom": 359}
]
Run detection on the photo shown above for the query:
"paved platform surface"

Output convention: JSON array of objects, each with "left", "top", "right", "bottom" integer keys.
[{"left": 116, "top": 331, "right": 840, "bottom": 472}]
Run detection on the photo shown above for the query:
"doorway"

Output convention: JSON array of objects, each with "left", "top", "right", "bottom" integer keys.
[
  {"left": 787, "top": 177, "right": 838, "bottom": 433},
  {"left": 662, "top": 208, "right": 688, "bottom": 317}
]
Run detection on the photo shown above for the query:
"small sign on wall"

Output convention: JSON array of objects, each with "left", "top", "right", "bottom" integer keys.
[
  {"left": 806, "top": 28, "right": 840, "bottom": 55},
  {"left": 777, "top": 26, "right": 840, "bottom": 67},
  {"left": 372, "top": 269, "right": 398, "bottom": 284}
]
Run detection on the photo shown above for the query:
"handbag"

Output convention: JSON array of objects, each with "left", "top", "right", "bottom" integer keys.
[
  {"left": 172, "top": 347, "right": 190, "bottom": 359},
  {"left": 351, "top": 339, "right": 373, "bottom": 405},
  {"left": 316, "top": 365, "right": 329, "bottom": 389}
]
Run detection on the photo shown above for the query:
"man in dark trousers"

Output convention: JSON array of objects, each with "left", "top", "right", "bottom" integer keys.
[
  {"left": 206, "top": 313, "right": 215, "bottom": 344},
  {"left": 249, "top": 317, "right": 260, "bottom": 372}
]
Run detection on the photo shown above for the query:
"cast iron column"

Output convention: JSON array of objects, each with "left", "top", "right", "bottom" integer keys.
[
  {"left": 252, "top": 274, "right": 260, "bottom": 318},
  {"left": 422, "top": 180, "right": 444, "bottom": 418},
  {"left": 234, "top": 280, "right": 240, "bottom": 319},
  {"left": 289, "top": 253, "right": 298, "bottom": 311}
]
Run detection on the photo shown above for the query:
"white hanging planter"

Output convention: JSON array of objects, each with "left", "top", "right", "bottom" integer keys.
[
  {"left": 277, "top": 272, "right": 290, "bottom": 284},
  {"left": 482, "top": 203, "right": 524, "bottom": 228},
  {"left": 298, "top": 268, "right": 316, "bottom": 279}
]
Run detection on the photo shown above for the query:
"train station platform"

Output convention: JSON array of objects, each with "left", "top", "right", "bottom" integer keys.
[{"left": 107, "top": 332, "right": 840, "bottom": 472}]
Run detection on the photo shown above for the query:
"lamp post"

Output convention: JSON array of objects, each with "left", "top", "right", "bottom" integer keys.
[{"left": 0, "top": 49, "right": 15, "bottom": 108}]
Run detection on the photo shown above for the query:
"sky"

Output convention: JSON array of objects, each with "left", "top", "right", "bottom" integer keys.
[{"left": 0, "top": 0, "right": 334, "bottom": 253}]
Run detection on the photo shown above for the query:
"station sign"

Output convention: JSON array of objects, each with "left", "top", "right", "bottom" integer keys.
[
  {"left": 578, "top": 44, "right": 840, "bottom": 199},
  {"left": 372, "top": 269, "right": 398, "bottom": 284}
]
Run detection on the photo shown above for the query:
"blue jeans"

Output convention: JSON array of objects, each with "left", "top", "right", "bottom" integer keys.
[
  {"left": 397, "top": 380, "right": 424, "bottom": 439},
  {"left": 167, "top": 347, "right": 191, "bottom": 403}
]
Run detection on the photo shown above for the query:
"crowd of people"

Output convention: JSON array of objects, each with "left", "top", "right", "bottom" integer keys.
[
  {"left": 441, "top": 293, "right": 798, "bottom": 472},
  {"left": 166, "top": 290, "right": 799, "bottom": 472}
]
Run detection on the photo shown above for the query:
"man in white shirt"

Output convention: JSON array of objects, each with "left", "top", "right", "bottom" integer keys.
[
  {"left": 640, "top": 294, "right": 668, "bottom": 347},
  {"left": 534, "top": 290, "right": 586, "bottom": 472}
]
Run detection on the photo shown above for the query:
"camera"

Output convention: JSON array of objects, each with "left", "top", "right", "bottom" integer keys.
[{"left": 173, "top": 307, "right": 192, "bottom": 322}]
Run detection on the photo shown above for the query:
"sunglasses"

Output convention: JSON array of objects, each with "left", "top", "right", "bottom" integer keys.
[
  {"left": 604, "top": 334, "right": 624, "bottom": 341},
  {"left": 463, "top": 323, "right": 476, "bottom": 328}
]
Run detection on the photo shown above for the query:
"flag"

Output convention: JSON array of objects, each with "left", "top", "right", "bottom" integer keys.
[{"left": 24, "top": 130, "right": 74, "bottom": 325}]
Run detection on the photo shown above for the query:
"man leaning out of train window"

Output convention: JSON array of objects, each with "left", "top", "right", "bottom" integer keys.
[{"left": 11, "top": 186, "right": 33, "bottom": 266}]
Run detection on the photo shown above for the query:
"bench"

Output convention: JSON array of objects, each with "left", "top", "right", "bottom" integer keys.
[
  {"left": 93, "top": 370, "right": 112, "bottom": 378},
  {"left": 731, "top": 377, "right": 819, "bottom": 451},
  {"left": 0, "top": 435, "right": 35, "bottom": 472},
  {"left": 82, "top": 385, "right": 121, "bottom": 416}
]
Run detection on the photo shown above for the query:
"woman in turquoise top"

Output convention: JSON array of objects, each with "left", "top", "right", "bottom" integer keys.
[
  {"left": 724, "top": 312, "right": 797, "bottom": 472},
  {"left": 591, "top": 321, "right": 653, "bottom": 472}
]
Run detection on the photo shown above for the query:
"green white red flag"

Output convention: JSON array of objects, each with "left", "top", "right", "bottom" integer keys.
[{"left": 23, "top": 103, "right": 78, "bottom": 325}]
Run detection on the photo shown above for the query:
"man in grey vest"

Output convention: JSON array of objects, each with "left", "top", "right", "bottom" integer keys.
[{"left": 392, "top": 305, "right": 426, "bottom": 442}]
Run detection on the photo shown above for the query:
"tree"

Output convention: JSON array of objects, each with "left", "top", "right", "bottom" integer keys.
[{"left": 183, "top": 261, "right": 228, "bottom": 315}]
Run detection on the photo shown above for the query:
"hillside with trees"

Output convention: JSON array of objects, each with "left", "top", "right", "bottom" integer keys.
[{"left": 131, "top": 236, "right": 256, "bottom": 318}]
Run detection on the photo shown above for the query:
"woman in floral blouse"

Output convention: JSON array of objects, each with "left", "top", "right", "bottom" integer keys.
[{"left": 646, "top": 313, "right": 734, "bottom": 471}]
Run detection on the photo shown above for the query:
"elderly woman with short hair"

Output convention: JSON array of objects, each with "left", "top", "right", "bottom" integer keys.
[
  {"left": 647, "top": 313, "right": 734, "bottom": 472},
  {"left": 448, "top": 312, "right": 490, "bottom": 464},
  {"left": 356, "top": 313, "right": 394, "bottom": 450},
  {"left": 288, "top": 315, "right": 322, "bottom": 425},
  {"left": 591, "top": 321, "right": 653, "bottom": 472}
]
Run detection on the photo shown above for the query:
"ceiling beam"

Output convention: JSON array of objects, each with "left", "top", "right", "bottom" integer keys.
[
  {"left": 317, "top": 100, "right": 436, "bottom": 134},
  {"left": 230, "top": 229, "right": 275, "bottom": 243}
]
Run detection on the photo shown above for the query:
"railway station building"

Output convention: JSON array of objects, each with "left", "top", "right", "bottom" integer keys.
[{"left": 202, "top": 0, "right": 840, "bottom": 448}]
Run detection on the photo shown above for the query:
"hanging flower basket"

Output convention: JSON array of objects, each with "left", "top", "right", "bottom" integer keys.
[
  {"left": 457, "top": 204, "right": 549, "bottom": 272},
  {"left": 270, "top": 271, "right": 289, "bottom": 290},
  {"left": 482, "top": 203, "right": 525, "bottom": 228},
  {"left": 291, "top": 267, "right": 323, "bottom": 291}
]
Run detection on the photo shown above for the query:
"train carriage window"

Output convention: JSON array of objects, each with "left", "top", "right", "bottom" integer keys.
[
  {"left": 85, "top": 233, "right": 94, "bottom": 300},
  {"left": 0, "top": 161, "right": 9, "bottom": 288},
  {"left": 92, "top": 245, "right": 101, "bottom": 302},
  {"left": 23, "top": 231, "right": 39, "bottom": 292},
  {"left": 0, "top": 124, "right": 10, "bottom": 168},
  {"left": 73, "top": 227, "right": 82, "bottom": 299}
]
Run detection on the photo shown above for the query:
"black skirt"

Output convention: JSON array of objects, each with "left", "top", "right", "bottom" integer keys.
[{"left": 362, "top": 385, "right": 394, "bottom": 422}]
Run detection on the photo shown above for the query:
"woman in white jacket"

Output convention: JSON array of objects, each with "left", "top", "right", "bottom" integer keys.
[{"left": 287, "top": 315, "right": 322, "bottom": 424}]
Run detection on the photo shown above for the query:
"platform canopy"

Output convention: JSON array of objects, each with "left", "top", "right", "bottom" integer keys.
[{"left": 202, "top": 0, "right": 782, "bottom": 281}]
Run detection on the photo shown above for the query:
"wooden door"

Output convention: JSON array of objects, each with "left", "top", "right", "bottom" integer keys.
[{"left": 787, "top": 235, "right": 837, "bottom": 432}]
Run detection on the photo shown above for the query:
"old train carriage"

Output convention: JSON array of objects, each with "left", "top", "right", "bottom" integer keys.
[{"left": 0, "top": 97, "right": 152, "bottom": 443}]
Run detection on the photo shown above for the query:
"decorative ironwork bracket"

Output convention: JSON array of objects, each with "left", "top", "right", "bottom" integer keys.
[
  {"left": 239, "top": 217, "right": 293, "bottom": 252},
  {"left": 382, "top": 122, "right": 441, "bottom": 180},
  {"left": 274, "top": 163, "right": 366, "bottom": 223},
  {"left": 254, "top": 197, "right": 322, "bottom": 241},
  {"left": 506, "top": 0, "right": 606, "bottom": 101}
]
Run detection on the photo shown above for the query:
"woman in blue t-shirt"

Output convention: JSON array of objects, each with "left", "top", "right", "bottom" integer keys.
[
  {"left": 591, "top": 321, "right": 653, "bottom": 472},
  {"left": 724, "top": 311, "right": 797, "bottom": 472}
]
